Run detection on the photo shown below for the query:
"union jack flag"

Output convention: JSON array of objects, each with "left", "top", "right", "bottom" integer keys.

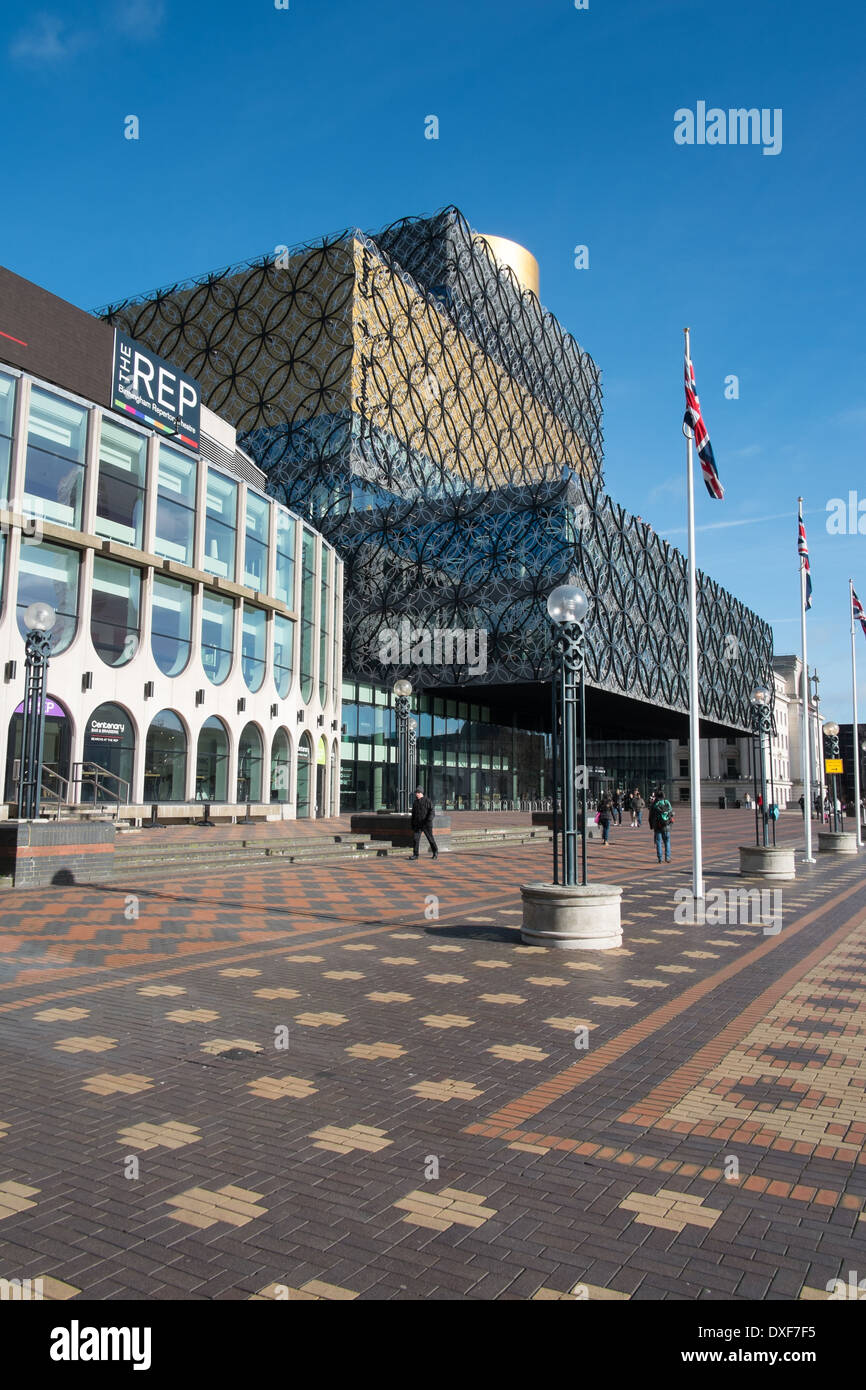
[
  {"left": 854, "top": 587, "right": 866, "bottom": 639},
  {"left": 684, "top": 353, "right": 723, "bottom": 499},
  {"left": 798, "top": 503, "right": 813, "bottom": 610}
]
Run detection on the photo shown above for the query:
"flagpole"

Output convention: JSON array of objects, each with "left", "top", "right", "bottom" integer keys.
[
  {"left": 850, "top": 578, "right": 862, "bottom": 848},
  {"left": 684, "top": 328, "right": 704, "bottom": 902},
  {"left": 799, "top": 498, "right": 814, "bottom": 862}
]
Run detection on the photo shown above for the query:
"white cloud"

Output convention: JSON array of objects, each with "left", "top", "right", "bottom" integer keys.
[{"left": 9, "top": 14, "right": 91, "bottom": 63}]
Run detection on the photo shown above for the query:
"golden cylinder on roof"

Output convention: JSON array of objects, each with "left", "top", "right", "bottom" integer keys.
[{"left": 478, "top": 234, "right": 540, "bottom": 297}]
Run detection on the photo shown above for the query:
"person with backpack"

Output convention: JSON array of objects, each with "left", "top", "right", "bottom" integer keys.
[
  {"left": 630, "top": 790, "right": 645, "bottom": 828},
  {"left": 410, "top": 787, "right": 439, "bottom": 861},
  {"left": 649, "top": 787, "right": 674, "bottom": 863},
  {"left": 611, "top": 789, "right": 623, "bottom": 825},
  {"left": 597, "top": 790, "right": 613, "bottom": 846}
]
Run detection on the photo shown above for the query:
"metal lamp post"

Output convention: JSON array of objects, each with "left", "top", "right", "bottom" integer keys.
[
  {"left": 547, "top": 583, "right": 589, "bottom": 887},
  {"left": 750, "top": 684, "right": 772, "bottom": 848},
  {"left": 393, "top": 678, "right": 413, "bottom": 811},
  {"left": 408, "top": 717, "right": 418, "bottom": 796},
  {"left": 18, "top": 601, "right": 57, "bottom": 821},
  {"left": 823, "top": 722, "right": 842, "bottom": 832}
]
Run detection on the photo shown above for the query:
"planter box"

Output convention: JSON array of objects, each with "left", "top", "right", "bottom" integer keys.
[
  {"left": 520, "top": 881, "right": 623, "bottom": 949},
  {"left": 817, "top": 831, "right": 859, "bottom": 856},
  {"left": 738, "top": 845, "right": 796, "bottom": 880}
]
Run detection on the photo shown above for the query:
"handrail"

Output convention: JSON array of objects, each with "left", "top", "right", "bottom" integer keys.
[
  {"left": 39, "top": 766, "right": 69, "bottom": 821},
  {"left": 72, "top": 763, "right": 131, "bottom": 819}
]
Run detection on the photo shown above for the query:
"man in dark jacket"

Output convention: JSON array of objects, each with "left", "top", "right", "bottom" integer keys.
[{"left": 410, "top": 788, "right": 438, "bottom": 860}]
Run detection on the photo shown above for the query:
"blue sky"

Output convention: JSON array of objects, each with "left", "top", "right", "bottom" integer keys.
[{"left": 3, "top": 0, "right": 865, "bottom": 721}]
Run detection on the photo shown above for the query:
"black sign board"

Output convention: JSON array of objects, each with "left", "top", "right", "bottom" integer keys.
[{"left": 111, "top": 330, "right": 201, "bottom": 451}]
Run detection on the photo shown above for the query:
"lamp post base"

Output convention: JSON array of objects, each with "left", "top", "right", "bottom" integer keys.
[
  {"left": 817, "top": 830, "right": 859, "bottom": 856},
  {"left": 738, "top": 845, "right": 796, "bottom": 880},
  {"left": 520, "top": 882, "right": 623, "bottom": 950}
]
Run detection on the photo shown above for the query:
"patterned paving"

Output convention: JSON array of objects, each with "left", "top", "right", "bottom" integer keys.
[{"left": 0, "top": 811, "right": 865, "bottom": 1301}]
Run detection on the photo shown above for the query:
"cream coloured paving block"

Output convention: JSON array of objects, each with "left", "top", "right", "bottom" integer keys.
[
  {"left": 652, "top": 929, "right": 684, "bottom": 936},
  {"left": 345, "top": 1042, "right": 406, "bottom": 1060},
  {"left": 799, "top": 1286, "right": 831, "bottom": 1300},
  {"left": 117, "top": 1121, "right": 201, "bottom": 1152},
  {"left": 200, "top": 1038, "right": 264, "bottom": 1055},
  {"left": 288, "top": 955, "right": 324, "bottom": 963},
  {"left": 428, "top": 945, "right": 464, "bottom": 953},
  {"left": 0, "top": 1181, "right": 40, "bottom": 1220},
  {"left": 366, "top": 992, "right": 413, "bottom": 1003},
  {"left": 342, "top": 943, "right": 378, "bottom": 950},
  {"left": 381, "top": 957, "right": 418, "bottom": 966},
  {"left": 590, "top": 996, "right": 639, "bottom": 1008},
  {"left": 33, "top": 1007, "right": 89, "bottom": 1022},
  {"left": 425, "top": 974, "right": 467, "bottom": 985},
  {"left": 487, "top": 1044, "right": 549, "bottom": 1062},
  {"left": 533, "top": 1283, "right": 629, "bottom": 1300},
  {"left": 0, "top": 1120, "right": 8, "bottom": 1140},
  {"left": 655, "top": 965, "right": 695, "bottom": 974},
  {"left": 682, "top": 951, "right": 720, "bottom": 960},
  {"left": 390, "top": 933, "right": 422, "bottom": 940},
  {"left": 564, "top": 961, "right": 603, "bottom": 971},
  {"left": 626, "top": 979, "right": 670, "bottom": 989},
  {"left": 410, "top": 1078, "right": 484, "bottom": 1102},
  {"left": 165, "top": 1184, "right": 267, "bottom": 1229},
  {"left": 165, "top": 1009, "right": 220, "bottom": 1023},
  {"left": 545, "top": 1017, "right": 597, "bottom": 1031},
  {"left": 323, "top": 971, "right": 365, "bottom": 981},
  {"left": 394, "top": 1186, "right": 497, "bottom": 1231},
  {"left": 526, "top": 977, "right": 568, "bottom": 987},
  {"left": 628, "top": 937, "right": 660, "bottom": 945},
  {"left": 294, "top": 1013, "right": 348, "bottom": 1028},
  {"left": 138, "top": 985, "right": 186, "bottom": 996},
  {"left": 254, "top": 988, "right": 301, "bottom": 1000},
  {"left": 81, "top": 1073, "right": 152, "bottom": 1096},
  {"left": 420, "top": 1014, "right": 475, "bottom": 1029},
  {"left": 479, "top": 993, "right": 526, "bottom": 1005},
  {"left": 247, "top": 1076, "right": 317, "bottom": 1100},
  {"left": 513, "top": 946, "right": 547, "bottom": 954},
  {"left": 309, "top": 1124, "right": 392, "bottom": 1154},
  {"left": 54, "top": 1036, "right": 117, "bottom": 1053},
  {"left": 705, "top": 939, "right": 742, "bottom": 948},
  {"left": 219, "top": 968, "right": 261, "bottom": 978},
  {"left": 39, "top": 1277, "right": 81, "bottom": 1300},
  {"left": 618, "top": 1188, "right": 723, "bottom": 1234},
  {"left": 474, "top": 960, "right": 511, "bottom": 969}
]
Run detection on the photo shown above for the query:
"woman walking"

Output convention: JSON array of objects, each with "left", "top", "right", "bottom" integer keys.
[
  {"left": 597, "top": 790, "right": 613, "bottom": 846},
  {"left": 631, "top": 790, "right": 645, "bottom": 828}
]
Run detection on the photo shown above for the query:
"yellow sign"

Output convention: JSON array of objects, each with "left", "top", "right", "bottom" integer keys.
[{"left": 825, "top": 758, "right": 843, "bottom": 775}]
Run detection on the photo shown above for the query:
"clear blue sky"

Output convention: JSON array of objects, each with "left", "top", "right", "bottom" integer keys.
[{"left": 3, "top": 0, "right": 865, "bottom": 721}]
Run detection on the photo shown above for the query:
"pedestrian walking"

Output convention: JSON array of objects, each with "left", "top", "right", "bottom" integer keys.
[
  {"left": 744, "top": 792, "right": 752, "bottom": 810},
  {"left": 798, "top": 794, "right": 805, "bottom": 815},
  {"left": 597, "top": 790, "right": 613, "bottom": 846},
  {"left": 410, "top": 787, "right": 439, "bottom": 860},
  {"left": 631, "top": 790, "right": 644, "bottom": 828},
  {"left": 612, "top": 789, "right": 623, "bottom": 825},
  {"left": 649, "top": 788, "right": 675, "bottom": 863}
]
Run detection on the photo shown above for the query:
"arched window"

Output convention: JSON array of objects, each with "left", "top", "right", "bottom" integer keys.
[
  {"left": 196, "top": 716, "right": 229, "bottom": 802},
  {"left": 151, "top": 574, "right": 192, "bottom": 677},
  {"left": 296, "top": 732, "right": 314, "bottom": 818},
  {"left": 91, "top": 558, "right": 141, "bottom": 667},
  {"left": 17, "top": 540, "right": 80, "bottom": 655},
  {"left": 144, "top": 711, "right": 187, "bottom": 802},
  {"left": 274, "top": 614, "right": 294, "bottom": 698},
  {"left": 318, "top": 548, "right": 330, "bottom": 705},
  {"left": 241, "top": 603, "right": 266, "bottom": 692},
  {"left": 270, "top": 728, "right": 292, "bottom": 803},
  {"left": 237, "top": 723, "right": 263, "bottom": 802},
  {"left": 82, "top": 703, "right": 135, "bottom": 801},
  {"left": 201, "top": 591, "right": 234, "bottom": 685},
  {"left": 299, "top": 530, "right": 316, "bottom": 703}
]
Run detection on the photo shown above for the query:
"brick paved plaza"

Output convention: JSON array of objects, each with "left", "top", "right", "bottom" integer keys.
[{"left": 0, "top": 809, "right": 864, "bottom": 1303}]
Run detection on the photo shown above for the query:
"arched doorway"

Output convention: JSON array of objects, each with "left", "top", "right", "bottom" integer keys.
[
  {"left": 81, "top": 702, "right": 135, "bottom": 803},
  {"left": 270, "top": 728, "right": 292, "bottom": 803},
  {"left": 236, "top": 723, "right": 263, "bottom": 803},
  {"left": 296, "top": 732, "right": 313, "bottom": 818},
  {"left": 144, "top": 711, "right": 187, "bottom": 802},
  {"left": 316, "top": 736, "right": 327, "bottom": 819},
  {"left": 196, "top": 717, "right": 229, "bottom": 802},
  {"left": 331, "top": 739, "right": 339, "bottom": 817},
  {"left": 4, "top": 695, "right": 72, "bottom": 804}
]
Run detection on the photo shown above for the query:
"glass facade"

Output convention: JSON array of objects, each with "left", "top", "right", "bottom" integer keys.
[
  {"left": 0, "top": 370, "right": 16, "bottom": 504},
  {"left": 241, "top": 603, "right": 266, "bottom": 691},
  {"left": 318, "top": 548, "right": 330, "bottom": 706},
  {"left": 196, "top": 716, "right": 229, "bottom": 801},
  {"left": 271, "top": 727, "right": 291, "bottom": 802},
  {"left": 151, "top": 573, "right": 192, "bottom": 677},
  {"left": 296, "top": 732, "right": 313, "bottom": 817},
  {"left": 24, "top": 387, "right": 87, "bottom": 528},
  {"left": 299, "top": 530, "right": 316, "bottom": 703},
  {"left": 82, "top": 702, "right": 135, "bottom": 796},
  {"left": 95, "top": 417, "right": 147, "bottom": 546},
  {"left": 274, "top": 510, "right": 294, "bottom": 606},
  {"left": 17, "top": 540, "right": 79, "bottom": 655},
  {"left": 144, "top": 710, "right": 187, "bottom": 801},
  {"left": 154, "top": 445, "right": 196, "bottom": 564},
  {"left": 204, "top": 469, "right": 237, "bottom": 580},
  {"left": 237, "top": 722, "right": 263, "bottom": 802},
  {"left": 273, "top": 613, "right": 294, "bottom": 698},
  {"left": 91, "top": 557, "right": 141, "bottom": 667},
  {"left": 201, "top": 590, "right": 234, "bottom": 685},
  {"left": 244, "top": 491, "right": 269, "bottom": 590}
]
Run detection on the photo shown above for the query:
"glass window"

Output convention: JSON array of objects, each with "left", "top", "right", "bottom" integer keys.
[
  {"left": 0, "top": 371, "right": 17, "bottom": 505},
  {"left": 275, "top": 510, "right": 295, "bottom": 605},
  {"left": 319, "top": 548, "right": 330, "bottom": 705},
  {"left": 82, "top": 702, "right": 135, "bottom": 800},
  {"left": 91, "top": 557, "right": 141, "bottom": 667},
  {"left": 154, "top": 445, "right": 196, "bottom": 564},
  {"left": 237, "top": 723, "right": 263, "bottom": 802},
  {"left": 204, "top": 469, "right": 237, "bottom": 580},
  {"left": 151, "top": 573, "right": 192, "bottom": 676},
  {"left": 244, "top": 492, "right": 269, "bottom": 590},
  {"left": 296, "top": 732, "right": 313, "bottom": 817},
  {"left": 201, "top": 590, "right": 234, "bottom": 685},
  {"left": 196, "top": 716, "right": 229, "bottom": 802},
  {"left": 95, "top": 417, "right": 147, "bottom": 546},
  {"left": 24, "top": 387, "right": 87, "bottom": 528},
  {"left": 144, "top": 710, "right": 187, "bottom": 802},
  {"left": 241, "top": 603, "right": 266, "bottom": 691},
  {"left": 274, "top": 613, "right": 295, "bottom": 698},
  {"left": 300, "top": 530, "right": 316, "bottom": 702},
  {"left": 271, "top": 728, "right": 291, "bottom": 803},
  {"left": 17, "top": 540, "right": 79, "bottom": 655}
]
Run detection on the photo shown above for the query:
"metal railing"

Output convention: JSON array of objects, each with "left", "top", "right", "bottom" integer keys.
[{"left": 71, "top": 763, "right": 131, "bottom": 820}]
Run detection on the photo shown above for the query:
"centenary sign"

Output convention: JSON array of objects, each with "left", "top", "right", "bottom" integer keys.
[{"left": 111, "top": 330, "right": 200, "bottom": 451}]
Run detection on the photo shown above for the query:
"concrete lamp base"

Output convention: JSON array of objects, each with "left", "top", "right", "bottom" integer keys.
[
  {"left": 520, "top": 882, "right": 623, "bottom": 950},
  {"left": 817, "top": 830, "right": 859, "bottom": 856},
  {"left": 738, "top": 845, "right": 796, "bottom": 881}
]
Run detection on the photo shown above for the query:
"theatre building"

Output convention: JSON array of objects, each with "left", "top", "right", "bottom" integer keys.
[{"left": 0, "top": 268, "right": 342, "bottom": 821}]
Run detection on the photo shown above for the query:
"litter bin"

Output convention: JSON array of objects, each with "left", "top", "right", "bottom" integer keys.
[
  {"left": 734, "top": 799, "right": 741, "bottom": 809},
  {"left": 718, "top": 796, "right": 726, "bottom": 810}
]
